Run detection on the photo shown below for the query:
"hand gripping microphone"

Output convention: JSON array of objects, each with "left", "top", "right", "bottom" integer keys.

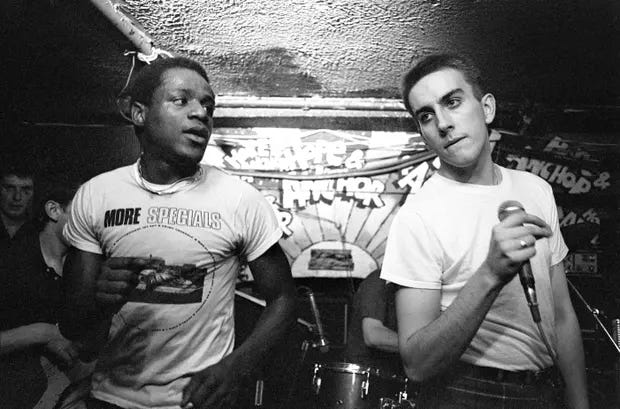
[
  {"left": 497, "top": 200, "right": 541, "bottom": 323},
  {"left": 307, "top": 289, "right": 330, "bottom": 352}
]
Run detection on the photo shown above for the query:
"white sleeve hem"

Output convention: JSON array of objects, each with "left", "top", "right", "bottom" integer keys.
[
  {"left": 380, "top": 273, "right": 442, "bottom": 290},
  {"left": 69, "top": 241, "right": 104, "bottom": 255},
  {"left": 245, "top": 229, "right": 282, "bottom": 262}
]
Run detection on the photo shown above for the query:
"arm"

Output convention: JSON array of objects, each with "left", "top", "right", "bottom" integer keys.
[
  {"left": 182, "top": 243, "right": 296, "bottom": 409},
  {"left": 59, "top": 247, "right": 107, "bottom": 361},
  {"left": 0, "top": 323, "right": 78, "bottom": 368},
  {"left": 59, "top": 248, "right": 149, "bottom": 361},
  {"left": 396, "top": 269, "right": 502, "bottom": 381},
  {"left": 396, "top": 212, "right": 553, "bottom": 382},
  {"left": 550, "top": 262, "right": 589, "bottom": 409},
  {"left": 362, "top": 317, "right": 399, "bottom": 353}
]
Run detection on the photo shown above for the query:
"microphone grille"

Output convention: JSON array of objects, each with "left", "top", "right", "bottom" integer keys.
[{"left": 497, "top": 200, "right": 524, "bottom": 221}]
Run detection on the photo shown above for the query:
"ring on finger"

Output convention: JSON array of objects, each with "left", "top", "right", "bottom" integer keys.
[{"left": 519, "top": 239, "right": 528, "bottom": 249}]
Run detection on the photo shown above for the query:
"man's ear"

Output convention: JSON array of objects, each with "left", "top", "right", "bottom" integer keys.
[
  {"left": 481, "top": 93, "right": 496, "bottom": 125},
  {"left": 130, "top": 101, "right": 147, "bottom": 126},
  {"left": 44, "top": 200, "right": 61, "bottom": 223}
]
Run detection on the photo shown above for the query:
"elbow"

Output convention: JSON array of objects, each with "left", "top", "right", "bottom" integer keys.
[
  {"left": 362, "top": 332, "right": 379, "bottom": 349},
  {"left": 403, "top": 362, "right": 431, "bottom": 383},
  {"left": 400, "top": 351, "right": 437, "bottom": 382}
]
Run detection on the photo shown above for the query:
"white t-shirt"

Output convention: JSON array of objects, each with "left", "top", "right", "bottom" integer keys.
[
  {"left": 64, "top": 162, "right": 282, "bottom": 409},
  {"left": 381, "top": 166, "right": 568, "bottom": 371}
]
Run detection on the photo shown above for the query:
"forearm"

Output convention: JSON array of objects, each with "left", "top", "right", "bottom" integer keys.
[
  {"left": 363, "top": 320, "right": 399, "bottom": 353},
  {"left": 0, "top": 323, "right": 57, "bottom": 355},
  {"left": 227, "top": 291, "right": 296, "bottom": 373},
  {"left": 401, "top": 265, "right": 503, "bottom": 381},
  {"left": 556, "top": 311, "right": 589, "bottom": 409},
  {"left": 59, "top": 248, "right": 110, "bottom": 360}
]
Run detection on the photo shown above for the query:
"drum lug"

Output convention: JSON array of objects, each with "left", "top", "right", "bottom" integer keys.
[
  {"left": 399, "top": 378, "right": 408, "bottom": 402},
  {"left": 312, "top": 363, "right": 322, "bottom": 395},
  {"left": 360, "top": 371, "right": 370, "bottom": 399}
]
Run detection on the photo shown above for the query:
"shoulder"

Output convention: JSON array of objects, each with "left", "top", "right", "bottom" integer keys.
[
  {"left": 396, "top": 174, "right": 447, "bottom": 218},
  {"left": 202, "top": 165, "right": 263, "bottom": 196},
  {"left": 502, "top": 166, "right": 553, "bottom": 194},
  {"left": 81, "top": 165, "right": 134, "bottom": 191}
]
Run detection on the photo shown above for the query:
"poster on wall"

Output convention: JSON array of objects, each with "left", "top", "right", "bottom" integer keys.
[
  {"left": 203, "top": 128, "right": 502, "bottom": 280},
  {"left": 495, "top": 133, "right": 616, "bottom": 277}
]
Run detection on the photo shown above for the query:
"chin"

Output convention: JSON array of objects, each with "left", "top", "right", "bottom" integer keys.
[{"left": 175, "top": 151, "right": 204, "bottom": 167}]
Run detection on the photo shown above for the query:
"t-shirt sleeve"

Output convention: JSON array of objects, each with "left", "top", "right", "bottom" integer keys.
[
  {"left": 63, "top": 182, "right": 103, "bottom": 255},
  {"left": 236, "top": 184, "right": 282, "bottom": 262},
  {"left": 380, "top": 207, "right": 442, "bottom": 289},
  {"left": 543, "top": 182, "right": 569, "bottom": 266}
]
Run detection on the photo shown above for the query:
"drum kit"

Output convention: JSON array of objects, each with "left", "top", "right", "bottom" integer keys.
[{"left": 310, "top": 362, "right": 416, "bottom": 409}]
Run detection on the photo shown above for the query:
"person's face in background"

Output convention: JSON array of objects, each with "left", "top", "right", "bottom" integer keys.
[{"left": 0, "top": 174, "right": 34, "bottom": 221}]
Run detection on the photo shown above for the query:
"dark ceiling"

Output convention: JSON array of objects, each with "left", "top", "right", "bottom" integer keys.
[{"left": 1, "top": 0, "right": 619, "bottom": 129}]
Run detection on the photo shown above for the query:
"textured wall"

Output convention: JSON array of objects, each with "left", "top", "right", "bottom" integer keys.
[
  {"left": 1, "top": 0, "right": 618, "bottom": 124},
  {"left": 125, "top": 0, "right": 619, "bottom": 103}
]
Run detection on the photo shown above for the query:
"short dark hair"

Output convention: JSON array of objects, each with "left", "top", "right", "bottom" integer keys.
[
  {"left": 0, "top": 162, "right": 35, "bottom": 181},
  {"left": 117, "top": 56, "right": 210, "bottom": 120},
  {"left": 402, "top": 53, "right": 485, "bottom": 118},
  {"left": 36, "top": 182, "right": 80, "bottom": 230}
]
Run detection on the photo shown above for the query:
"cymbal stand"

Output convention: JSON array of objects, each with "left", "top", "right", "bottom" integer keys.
[
  {"left": 567, "top": 280, "right": 620, "bottom": 408},
  {"left": 566, "top": 280, "right": 620, "bottom": 356}
]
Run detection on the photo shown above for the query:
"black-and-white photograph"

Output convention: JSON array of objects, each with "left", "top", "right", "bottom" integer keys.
[{"left": 1, "top": 1, "right": 618, "bottom": 408}]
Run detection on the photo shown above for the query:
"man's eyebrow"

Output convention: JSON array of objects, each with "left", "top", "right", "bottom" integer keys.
[
  {"left": 413, "top": 105, "right": 433, "bottom": 118},
  {"left": 413, "top": 88, "right": 464, "bottom": 118},
  {"left": 439, "top": 88, "right": 464, "bottom": 105}
]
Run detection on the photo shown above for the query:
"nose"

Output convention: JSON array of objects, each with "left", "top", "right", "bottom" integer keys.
[
  {"left": 13, "top": 189, "right": 22, "bottom": 201},
  {"left": 188, "top": 100, "right": 209, "bottom": 121},
  {"left": 435, "top": 108, "right": 453, "bottom": 136}
]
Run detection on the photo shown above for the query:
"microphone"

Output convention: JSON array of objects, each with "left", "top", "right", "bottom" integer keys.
[
  {"left": 307, "top": 289, "right": 330, "bottom": 352},
  {"left": 497, "top": 200, "right": 541, "bottom": 323}
]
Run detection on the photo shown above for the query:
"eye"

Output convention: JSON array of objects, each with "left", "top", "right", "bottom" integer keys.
[
  {"left": 446, "top": 97, "right": 461, "bottom": 108},
  {"left": 202, "top": 103, "right": 215, "bottom": 117},
  {"left": 173, "top": 97, "right": 187, "bottom": 106},
  {"left": 417, "top": 112, "right": 433, "bottom": 124}
]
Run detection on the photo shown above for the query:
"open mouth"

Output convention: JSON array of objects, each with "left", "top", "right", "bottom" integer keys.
[{"left": 184, "top": 127, "right": 210, "bottom": 142}]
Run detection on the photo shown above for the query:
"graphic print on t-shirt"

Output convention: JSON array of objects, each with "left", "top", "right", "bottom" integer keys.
[{"left": 107, "top": 223, "right": 217, "bottom": 306}]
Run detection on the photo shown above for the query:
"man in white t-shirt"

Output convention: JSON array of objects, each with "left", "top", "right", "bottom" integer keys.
[
  {"left": 381, "top": 53, "right": 588, "bottom": 409},
  {"left": 59, "top": 57, "right": 296, "bottom": 409}
]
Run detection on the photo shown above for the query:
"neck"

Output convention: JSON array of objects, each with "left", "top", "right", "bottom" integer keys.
[
  {"left": 439, "top": 157, "right": 499, "bottom": 186},
  {"left": 1, "top": 213, "right": 27, "bottom": 238},
  {"left": 140, "top": 153, "right": 198, "bottom": 184},
  {"left": 39, "top": 226, "right": 69, "bottom": 273}
]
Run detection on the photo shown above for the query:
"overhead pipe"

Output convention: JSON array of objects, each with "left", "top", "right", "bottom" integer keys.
[
  {"left": 88, "top": 0, "right": 165, "bottom": 61},
  {"left": 215, "top": 96, "right": 407, "bottom": 112}
]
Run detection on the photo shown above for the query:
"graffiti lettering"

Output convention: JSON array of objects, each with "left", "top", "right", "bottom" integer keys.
[
  {"left": 593, "top": 172, "right": 611, "bottom": 190},
  {"left": 397, "top": 157, "right": 439, "bottom": 193},
  {"left": 506, "top": 154, "right": 609, "bottom": 194},
  {"left": 282, "top": 177, "right": 385, "bottom": 209},
  {"left": 336, "top": 177, "right": 385, "bottom": 207},
  {"left": 559, "top": 208, "right": 600, "bottom": 227},
  {"left": 223, "top": 141, "right": 350, "bottom": 173},
  {"left": 265, "top": 195, "right": 293, "bottom": 237}
]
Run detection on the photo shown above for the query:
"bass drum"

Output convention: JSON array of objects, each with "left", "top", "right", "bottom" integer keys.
[{"left": 311, "top": 362, "right": 411, "bottom": 409}]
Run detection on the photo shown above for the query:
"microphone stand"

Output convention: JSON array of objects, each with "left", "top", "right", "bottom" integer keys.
[
  {"left": 235, "top": 289, "right": 315, "bottom": 409},
  {"left": 566, "top": 279, "right": 620, "bottom": 356},
  {"left": 567, "top": 279, "right": 620, "bottom": 408}
]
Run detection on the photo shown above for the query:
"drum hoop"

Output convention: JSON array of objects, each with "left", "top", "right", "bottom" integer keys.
[
  {"left": 313, "top": 362, "right": 408, "bottom": 383},
  {"left": 369, "top": 367, "right": 407, "bottom": 383},
  {"left": 314, "top": 362, "right": 370, "bottom": 375}
]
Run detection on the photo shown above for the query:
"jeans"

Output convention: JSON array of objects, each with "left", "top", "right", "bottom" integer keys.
[{"left": 416, "top": 365, "right": 564, "bottom": 409}]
